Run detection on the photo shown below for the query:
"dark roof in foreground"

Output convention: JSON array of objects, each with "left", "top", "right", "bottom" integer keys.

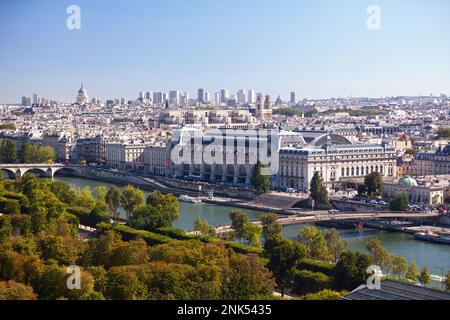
[{"left": 342, "top": 280, "right": 450, "bottom": 300}]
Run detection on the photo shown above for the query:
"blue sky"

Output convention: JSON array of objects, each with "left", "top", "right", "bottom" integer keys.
[{"left": 0, "top": 0, "right": 449, "bottom": 103}]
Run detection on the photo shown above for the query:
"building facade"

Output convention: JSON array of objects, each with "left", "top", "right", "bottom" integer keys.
[
  {"left": 105, "top": 143, "right": 146, "bottom": 172},
  {"left": 278, "top": 135, "right": 397, "bottom": 191}
]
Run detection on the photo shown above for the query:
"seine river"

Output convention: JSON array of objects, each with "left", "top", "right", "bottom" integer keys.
[{"left": 54, "top": 176, "right": 450, "bottom": 276}]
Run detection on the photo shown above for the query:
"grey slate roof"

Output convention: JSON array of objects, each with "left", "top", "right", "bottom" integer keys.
[{"left": 342, "top": 280, "right": 450, "bottom": 300}]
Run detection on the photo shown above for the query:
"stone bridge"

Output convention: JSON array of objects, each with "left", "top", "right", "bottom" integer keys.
[{"left": 0, "top": 164, "right": 82, "bottom": 179}]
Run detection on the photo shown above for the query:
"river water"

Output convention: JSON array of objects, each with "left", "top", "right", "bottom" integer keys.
[{"left": 54, "top": 176, "right": 450, "bottom": 276}]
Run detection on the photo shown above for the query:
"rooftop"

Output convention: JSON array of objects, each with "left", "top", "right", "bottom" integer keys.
[{"left": 342, "top": 279, "right": 450, "bottom": 300}]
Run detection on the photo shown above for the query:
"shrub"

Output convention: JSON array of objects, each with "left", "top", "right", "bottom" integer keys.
[
  {"left": 292, "top": 270, "right": 333, "bottom": 295},
  {"left": 102, "top": 224, "right": 173, "bottom": 246},
  {"left": 298, "top": 259, "right": 335, "bottom": 277},
  {"left": 300, "top": 289, "right": 342, "bottom": 300},
  {"left": 0, "top": 198, "right": 21, "bottom": 215},
  {"left": 225, "top": 242, "right": 263, "bottom": 255}
]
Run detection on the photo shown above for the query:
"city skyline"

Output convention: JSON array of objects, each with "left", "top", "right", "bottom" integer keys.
[{"left": 1, "top": 0, "right": 450, "bottom": 103}]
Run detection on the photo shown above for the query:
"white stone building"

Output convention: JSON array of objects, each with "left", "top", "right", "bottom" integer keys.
[{"left": 278, "top": 134, "right": 397, "bottom": 191}]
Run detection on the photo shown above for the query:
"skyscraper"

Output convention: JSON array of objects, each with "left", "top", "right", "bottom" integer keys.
[
  {"left": 197, "top": 88, "right": 205, "bottom": 103},
  {"left": 220, "top": 89, "right": 229, "bottom": 104},
  {"left": 33, "top": 93, "right": 38, "bottom": 105},
  {"left": 169, "top": 91, "right": 180, "bottom": 106},
  {"left": 237, "top": 89, "right": 246, "bottom": 105},
  {"left": 290, "top": 92, "right": 296, "bottom": 105},
  {"left": 247, "top": 89, "right": 256, "bottom": 104}
]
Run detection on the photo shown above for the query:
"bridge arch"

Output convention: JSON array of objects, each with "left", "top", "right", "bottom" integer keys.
[
  {"left": 22, "top": 168, "right": 52, "bottom": 178},
  {"left": 0, "top": 168, "right": 17, "bottom": 179},
  {"left": 53, "top": 166, "right": 81, "bottom": 177}
]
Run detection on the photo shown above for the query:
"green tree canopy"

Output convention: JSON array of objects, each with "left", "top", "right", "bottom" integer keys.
[
  {"left": 390, "top": 193, "right": 409, "bottom": 211},
  {"left": 310, "top": 172, "right": 328, "bottom": 205},
  {"left": 364, "top": 172, "right": 382, "bottom": 196}
]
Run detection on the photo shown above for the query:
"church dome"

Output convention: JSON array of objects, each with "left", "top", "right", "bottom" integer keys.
[{"left": 399, "top": 176, "right": 418, "bottom": 187}]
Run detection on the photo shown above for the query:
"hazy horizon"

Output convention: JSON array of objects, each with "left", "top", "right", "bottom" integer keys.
[{"left": 1, "top": 0, "right": 450, "bottom": 103}]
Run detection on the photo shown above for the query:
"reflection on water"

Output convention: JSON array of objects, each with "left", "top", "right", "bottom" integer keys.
[{"left": 54, "top": 176, "right": 450, "bottom": 274}]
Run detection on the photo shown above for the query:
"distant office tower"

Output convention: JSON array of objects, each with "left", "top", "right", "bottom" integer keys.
[
  {"left": 290, "top": 92, "right": 296, "bottom": 105},
  {"left": 237, "top": 89, "right": 246, "bottom": 105},
  {"left": 220, "top": 89, "right": 229, "bottom": 104},
  {"left": 138, "top": 92, "right": 145, "bottom": 99},
  {"left": 214, "top": 92, "right": 221, "bottom": 105},
  {"left": 247, "top": 89, "right": 256, "bottom": 104},
  {"left": 198, "top": 88, "right": 205, "bottom": 103},
  {"left": 169, "top": 91, "right": 180, "bottom": 105},
  {"left": 145, "top": 91, "right": 152, "bottom": 102},
  {"left": 180, "top": 92, "right": 189, "bottom": 105},
  {"left": 162, "top": 92, "right": 168, "bottom": 103},
  {"left": 21, "top": 96, "right": 28, "bottom": 106},
  {"left": 33, "top": 94, "right": 38, "bottom": 105},
  {"left": 153, "top": 92, "right": 164, "bottom": 105},
  {"left": 204, "top": 92, "right": 210, "bottom": 103}
]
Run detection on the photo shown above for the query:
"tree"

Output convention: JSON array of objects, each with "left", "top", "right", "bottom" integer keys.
[
  {"left": 324, "top": 228, "right": 347, "bottom": 263},
  {"left": 406, "top": 262, "right": 420, "bottom": 283},
  {"left": 0, "top": 140, "right": 17, "bottom": 163},
  {"left": 390, "top": 193, "right": 409, "bottom": 211},
  {"left": 391, "top": 256, "right": 408, "bottom": 279},
  {"left": 146, "top": 191, "right": 180, "bottom": 223},
  {"left": 365, "top": 238, "right": 391, "bottom": 271},
  {"left": 194, "top": 218, "right": 217, "bottom": 237},
  {"left": 251, "top": 160, "right": 270, "bottom": 195},
  {"left": 129, "top": 205, "right": 169, "bottom": 232},
  {"left": 121, "top": 185, "right": 145, "bottom": 221},
  {"left": 73, "top": 187, "right": 96, "bottom": 211},
  {"left": 104, "top": 266, "right": 145, "bottom": 300},
  {"left": 20, "top": 143, "right": 55, "bottom": 164},
  {"left": 298, "top": 226, "right": 331, "bottom": 262},
  {"left": 242, "top": 222, "right": 262, "bottom": 247},
  {"left": 95, "top": 186, "right": 108, "bottom": 202},
  {"left": 259, "top": 213, "right": 282, "bottom": 239},
  {"left": 310, "top": 172, "right": 328, "bottom": 205},
  {"left": 0, "top": 280, "right": 37, "bottom": 300},
  {"left": 105, "top": 186, "right": 122, "bottom": 219},
  {"left": 334, "top": 251, "right": 372, "bottom": 291},
  {"left": 364, "top": 172, "right": 382, "bottom": 196},
  {"left": 229, "top": 210, "right": 248, "bottom": 242},
  {"left": 222, "top": 253, "right": 275, "bottom": 300},
  {"left": 264, "top": 235, "right": 307, "bottom": 296},
  {"left": 418, "top": 266, "right": 431, "bottom": 286}
]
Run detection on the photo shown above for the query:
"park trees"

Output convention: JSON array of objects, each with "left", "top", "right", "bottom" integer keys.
[
  {"left": 259, "top": 213, "right": 282, "bottom": 239},
  {"left": 229, "top": 210, "right": 261, "bottom": 245},
  {"left": 105, "top": 186, "right": 122, "bottom": 219},
  {"left": 264, "top": 235, "right": 307, "bottom": 296},
  {"left": 221, "top": 253, "right": 275, "bottom": 300},
  {"left": 298, "top": 226, "right": 331, "bottom": 262},
  {"left": 146, "top": 191, "right": 180, "bottom": 224},
  {"left": 365, "top": 238, "right": 391, "bottom": 271},
  {"left": 406, "top": 262, "right": 420, "bottom": 283},
  {"left": 121, "top": 185, "right": 145, "bottom": 221},
  {"left": 0, "top": 140, "right": 17, "bottom": 163},
  {"left": 20, "top": 142, "right": 55, "bottom": 164},
  {"left": 390, "top": 193, "right": 409, "bottom": 211},
  {"left": 324, "top": 228, "right": 347, "bottom": 263},
  {"left": 334, "top": 251, "right": 372, "bottom": 291},
  {"left": 419, "top": 266, "right": 431, "bottom": 286},
  {"left": 445, "top": 270, "right": 450, "bottom": 291},
  {"left": 0, "top": 280, "right": 36, "bottom": 300},
  {"left": 391, "top": 256, "right": 408, "bottom": 279},
  {"left": 310, "top": 172, "right": 328, "bottom": 205},
  {"left": 364, "top": 172, "right": 382, "bottom": 196},
  {"left": 194, "top": 218, "right": 217, "bottom": 237},
  {"left": 251, "top": 160, "right": 270, "bottom": 195}
]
